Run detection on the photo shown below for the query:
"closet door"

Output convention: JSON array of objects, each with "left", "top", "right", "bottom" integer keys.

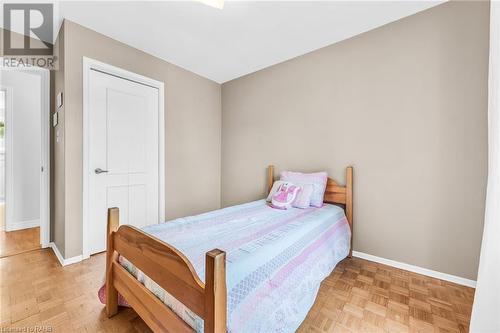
[{"left": 88, "top": 69, "right": 159, "bottom": 255}]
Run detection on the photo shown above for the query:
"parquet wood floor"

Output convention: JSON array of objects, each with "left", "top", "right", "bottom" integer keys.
[
  {"left": 0, "top": 249, "right": 474, "bottom": 333},
  {"left": 297, "top": 258, "right": 474, "bottom": 333}
]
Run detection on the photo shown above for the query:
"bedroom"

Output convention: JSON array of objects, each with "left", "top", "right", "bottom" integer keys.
[{"left": 0, "top": 1, "right": 497, "bottom": 332}]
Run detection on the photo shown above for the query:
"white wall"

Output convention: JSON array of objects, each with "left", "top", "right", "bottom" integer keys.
[
  {"left": 0, "top": 70, "right": 41, "bottom": 230},
  {"left": 470, "top": 2, "right": 500, "bottom": 331},
  {"left": 0, "top": 91, "right": 5, "bottom": 201}
]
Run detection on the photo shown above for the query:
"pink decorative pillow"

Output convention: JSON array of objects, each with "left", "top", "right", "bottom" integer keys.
[
  {"left": 280, "top": 171, "right": 328, "bottom": 207},
  {"left": 292, "top": 183, "right": 314, "bottom": 209},
  {"left": 267, "top": 181, "right": 294, "bottom": 202},
  {"left": 271, "top": 183, "right": 301, "bottom": 210}
]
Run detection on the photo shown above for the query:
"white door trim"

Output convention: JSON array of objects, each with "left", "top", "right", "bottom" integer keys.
[
  {"left": 82, "top": 57, "right": 165, "bottom": 259},
  {"left": 0, "top": 67, "right": 50, "bottom": 248},
  {"left": 39, "top": 69, "right": 51, "bottom": 248},
  {"left": 2, "top": 86, "right": 14, "bottom": 234}
]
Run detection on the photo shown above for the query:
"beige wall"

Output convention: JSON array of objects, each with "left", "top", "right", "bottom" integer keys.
[
  {"left": 52, "top": 25, "right": 66, "bottom": 256},
  {"left": 57, "top": 20, "right": 221, "bottom": 258},
  {"left": 221, "top": 1, "right": 489, "bottom": 280}
]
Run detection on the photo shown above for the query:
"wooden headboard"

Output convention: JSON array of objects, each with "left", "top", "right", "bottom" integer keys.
[{"left": 267, "top": 165, "right": 353, "bottom": 257}]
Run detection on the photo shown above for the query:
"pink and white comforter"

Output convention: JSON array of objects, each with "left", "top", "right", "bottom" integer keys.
[{"left": 99, "top": 199, "right": 351, "bottom": 333}]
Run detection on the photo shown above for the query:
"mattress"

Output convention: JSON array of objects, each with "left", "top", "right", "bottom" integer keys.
[{"left": 118, "top": 199, "right": 351, "bottom": 333}]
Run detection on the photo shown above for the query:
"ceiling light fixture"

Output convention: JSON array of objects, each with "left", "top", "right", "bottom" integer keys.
[{"left": 197, "top": 0, "right": 224, "bottom": 10}]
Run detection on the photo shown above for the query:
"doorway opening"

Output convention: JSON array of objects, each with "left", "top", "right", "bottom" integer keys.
[{"left": 0, "top": 67, "right": 50, "bottom": 258}]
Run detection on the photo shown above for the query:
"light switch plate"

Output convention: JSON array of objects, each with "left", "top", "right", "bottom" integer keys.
[
  {"left": 53, "top": 112, "right": 58, "bottom": 127},
  {"left": 57, "top": 92, "right": 63, "bottom": 108}
]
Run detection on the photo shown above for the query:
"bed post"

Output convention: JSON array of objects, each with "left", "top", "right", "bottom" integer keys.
[
  {"left": 267, "top": 165, "right": 275, "bottom": 194},
  {"left": 346, "top": 167, "right": 353, "bottom": 258},
  {"left": 106, "top": 207, "right": 120, "bottom": 317},
  {"left": 204, "top": 249, "right": 227, "bottom": 333}
]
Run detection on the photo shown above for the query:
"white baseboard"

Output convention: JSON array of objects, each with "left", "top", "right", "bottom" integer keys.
[
  {"left": 352, "top": 251, "right": 476, "bottom": 288},
  {"left": 49, "top": 242, "right": 83, "bottom": 266},
  {"left": 5, "top": 219, "right": 40, "bottom": 231}
]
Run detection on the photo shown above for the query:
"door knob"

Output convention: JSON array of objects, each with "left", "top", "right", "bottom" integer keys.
[{"left": 95, "top": 168, "right": 109, "bottom": 174}]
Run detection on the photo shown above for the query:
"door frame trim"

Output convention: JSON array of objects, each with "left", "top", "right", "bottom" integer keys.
[
  {"left": 82, "top": 57, "right": 165, "bottom": 259},
  {"left": 0, "top": 67, "right": 50, "bottom": 248},
  {"left": 1, "top": 86, "right": 13, "bottom": 233}
]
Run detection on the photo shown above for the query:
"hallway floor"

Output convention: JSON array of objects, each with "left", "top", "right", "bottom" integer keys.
[{"left": 0, "top": 202, "right": 41, "bottom": 258}]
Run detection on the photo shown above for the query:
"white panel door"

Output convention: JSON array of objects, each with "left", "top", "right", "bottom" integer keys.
[{"left": 88, "top": 69, "right": 159, "bottom": 255}]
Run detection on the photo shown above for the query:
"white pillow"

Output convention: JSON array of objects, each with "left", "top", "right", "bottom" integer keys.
[{"left": 292, "top": 183, "right": 314, "bottom": 209}]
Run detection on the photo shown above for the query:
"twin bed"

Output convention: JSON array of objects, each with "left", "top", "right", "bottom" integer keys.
[{"left": 103, "top": 165, "right": 353, "bottom": 333}]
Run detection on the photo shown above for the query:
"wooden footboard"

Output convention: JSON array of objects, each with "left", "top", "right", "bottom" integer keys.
[{"left": 105, "top": 207, "right": 226, "bottom": 333}]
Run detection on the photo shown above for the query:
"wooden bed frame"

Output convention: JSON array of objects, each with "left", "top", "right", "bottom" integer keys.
[{"left": 105, "top": 165, "right": 353, "bottom": 333}]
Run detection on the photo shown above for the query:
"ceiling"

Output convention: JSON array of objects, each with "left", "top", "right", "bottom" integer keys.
[{"left": 4, "top": 1, "right": 444, "bottom": 83}]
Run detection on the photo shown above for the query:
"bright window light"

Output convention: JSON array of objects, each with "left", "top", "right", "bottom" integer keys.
[{"left": 197, "top": 0, "right": 224, "bottom": 10}]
